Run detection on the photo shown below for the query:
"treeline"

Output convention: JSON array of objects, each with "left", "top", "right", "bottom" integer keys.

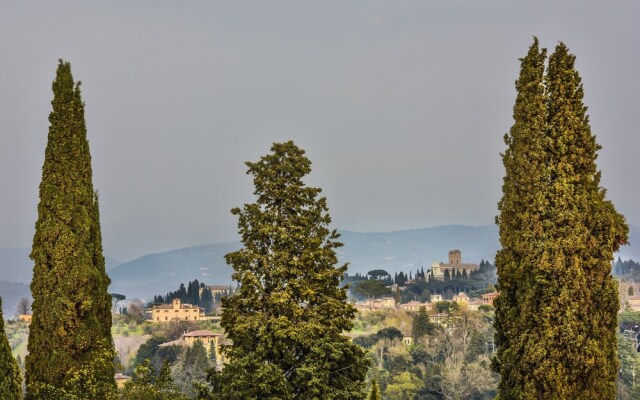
[
  {"left": 151, "top": 280, "right": 233, "bottom": 315},
  {"left": 344, "top": 260, "right": 495, "bottom": 286},
  {"left": 613, "top": 258, "right": 640, "bottom": 279},
  {"left": 346, "top": 261, "right": 496, "bottom": 303}
]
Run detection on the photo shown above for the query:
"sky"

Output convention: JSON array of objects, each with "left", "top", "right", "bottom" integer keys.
[{"left": 1, "top": 1, "right": 638, "bottom": 262}]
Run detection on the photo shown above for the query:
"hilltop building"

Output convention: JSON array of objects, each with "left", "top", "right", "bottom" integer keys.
[
  {"left": 428, "top": 250, "right": 479, "bottom": 281},
  {"left": 149, "top": 298, "right": 204, "bottom": 322}
]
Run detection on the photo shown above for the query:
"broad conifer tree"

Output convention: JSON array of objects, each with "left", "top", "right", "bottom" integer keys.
[
  {"left": 212, "top": 141, "right": 368, "bottom": 399},
  {"left": 494, "top": 39, "right": 627, "bottom": 399},
  {"left": 26, "top": 61, "right": 116, "bottom": 399},
  {"left": 0, "top": 297, "right": 22, "bottom": 400}
]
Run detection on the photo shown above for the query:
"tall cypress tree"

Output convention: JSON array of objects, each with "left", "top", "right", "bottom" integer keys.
[
  {"left": 494, "top": 40, "right": 628, "bottom": 399},
  {"left": 493, "top": 38, "right": 548, "bottom": 399},
  {"left": 210, "top": 141, "right": 368, "bottom": 399},
  {"left": 26, "top": 60, "right": 116, "bottom": 399},
  {"left": 0, "top": 297, "right": 22, "bottom": 400},
  {"left": 368, "top": 379, "right": 381, "bottom": 400}
]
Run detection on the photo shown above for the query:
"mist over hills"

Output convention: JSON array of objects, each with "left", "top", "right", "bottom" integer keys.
[
  {"left": 0, "top": 281, "right": 30, "bottom": 318},
  {"left": 0, "top": 247, "right": 121, "bottom": 284},
  {"left": 338, "top": 225, "right": 500, "bottom": 273},
  {"left": 107, "top": 242, "right": 240, "bottom": 299},
  {"left": 2, "top": 225, "right": 639, "bottom": 302}
]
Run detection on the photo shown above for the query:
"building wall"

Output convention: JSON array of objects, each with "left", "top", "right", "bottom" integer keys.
[
  {"left": 150, "top": 299, "right": 203, "bottom": 322},
  {"left": 449, "top": 250, "right": 461, "bottom": 265}
]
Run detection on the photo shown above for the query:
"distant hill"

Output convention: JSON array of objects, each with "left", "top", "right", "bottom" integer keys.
[
  {"left": 0, "top": 281, "right": 31, "bottom": 318},
  {"left": 0, "top": 248, "right": 121, "bottom": 285},
  {"left": 337, "top": 225, "right": 500, "bottom": 275},
  {"left": 107, "top": 225, "right": 500, "bottom": 299},
  {"left": 3, "top": 224, "right": 639, "bottom": 301},
  {"left": 108, "top": 242, "right": 240, "bottom": 300}
]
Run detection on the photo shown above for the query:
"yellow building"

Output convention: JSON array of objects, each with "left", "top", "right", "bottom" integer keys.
[
  {"left": 159, "top": 329, "right": 225, "bottom": 366},
  {"left": 114, "top": 373, "right": 131, "bottom": 389},
  {"left": 398, "top": 301, "right": 432, "bottom": 312},
  {"left": 627, "top": 296, "right": 640, "bottom": 312},
  {"left": 150, "top": 298, "right": 204, "bottom": 322},
  {"left": 18, "top": 314, "right": 32, "bottom": 323},
  {"left": 453, "top": 292, "right": 469, "bottom": 304}
]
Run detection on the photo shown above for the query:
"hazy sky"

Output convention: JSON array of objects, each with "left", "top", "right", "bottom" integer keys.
[{"left": 2, "top": 1, "right": 638, "bottom": 261}]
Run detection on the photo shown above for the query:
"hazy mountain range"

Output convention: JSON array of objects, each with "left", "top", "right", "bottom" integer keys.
[{"left": 1, "top": 224, "right": 638, "bottom": 309}]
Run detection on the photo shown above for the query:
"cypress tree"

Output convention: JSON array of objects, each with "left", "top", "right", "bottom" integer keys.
[
  {"left": 26, "top": 60, "right": 116, "bottom": 399},
  {"left": 0, "top": 297, "right": 22, "bottom": 400},
  {"left": 368, "top": 379, "right": 381, "bottom": 400},
  {"left": 211, "top": 141, "right": 368, "bottom": 399},
  {"left": 494, "top": 39, "right": 628, "bottom": 399}
]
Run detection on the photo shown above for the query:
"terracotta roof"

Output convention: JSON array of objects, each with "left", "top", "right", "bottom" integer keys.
[
  {"left": 183, "top": 330, "right": 222, "bottom": 337},
  {"left": 152, "top": 303, "right": 202, "bottom": 310}
]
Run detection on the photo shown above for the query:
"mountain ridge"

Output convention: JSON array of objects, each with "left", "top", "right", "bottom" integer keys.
[{"left": 2, "top": 224, "right": 638, "bottom": 300}]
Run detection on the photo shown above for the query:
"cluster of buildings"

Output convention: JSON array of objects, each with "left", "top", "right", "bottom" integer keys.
[
  {"left": 353, "top": 291, "right": 499, "bottom": 313},
  {"left": 352, "top": 250, "right": 496, "bottom": 313},
  {"left": 427, "top": 250, "right": 480, "bottom": 281}
]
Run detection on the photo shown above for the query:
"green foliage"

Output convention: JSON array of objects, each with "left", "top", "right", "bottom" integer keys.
[
  {"left": 120, "top": 359, "right": 187, "bottom": 400},
  {"left": 613, "top": 258, "right": 640, "bottom": 278},
  {"left": 367, "top": 379, "right": 381, "bottom": 400},
  {"left": 494, "top": 39, "right": 628, "bottom": 399},
  {"left": 26, "top": 60, "right": 116, "bottom": 399},
  {"left": 353, "top": 308, "right": 498, "bottom": 399},
  {"left": 0, "top": 298, "right": 22, "bottom": 400},
  {"left": 211, "top": 141, "right": 368, "bottom": 399},
  {"left": 173, "top": 340, "right": 210, "bottom": 396},
  {"left": 412, "top": 307, "right": 435, "bottom": 341},
  {"left": 353, "top": 280, "right": 392, "bottom": 301},
  {"left": 617, "top": 332, "right": 640, "bottom": 398},
  {"left": 384, "top": 371, "right": 421, "bottom": 400},
  {"left": 434, "top": 301, "right": 459, "bottom": 315}
]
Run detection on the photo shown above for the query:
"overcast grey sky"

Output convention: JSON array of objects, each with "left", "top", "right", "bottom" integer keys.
[{"left": 1, "top": 1, "right": 638, "bottom": 261}]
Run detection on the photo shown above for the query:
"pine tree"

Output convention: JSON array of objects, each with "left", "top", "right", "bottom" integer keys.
[
  {"left": 26, "top": 60, "right": 116, "bottom": 399},
  {"left": 210, "top": 141, "right": 368, "bottom": 399},
  {"left": 0, "top": 297, "right": 22, "bottom": 400},
  {"left": 494, "top": 39, "right": 628, "bottom": 399}
]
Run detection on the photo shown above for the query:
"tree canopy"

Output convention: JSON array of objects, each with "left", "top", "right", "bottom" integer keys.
[
  {"left": 210, "top": 141, "right": 368, "bottom": 399},
  {"left": 0, "top": 297, "right": 22, "bottom": 400},
  {"left": 353, "top": 280, "right": 392, "bottom": 300},
  {"left": 26, "top": 60, "right": 116, "bottom": 399},
  {"left": 494, "top": 39, "right": 628, "bottom": 399}
]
